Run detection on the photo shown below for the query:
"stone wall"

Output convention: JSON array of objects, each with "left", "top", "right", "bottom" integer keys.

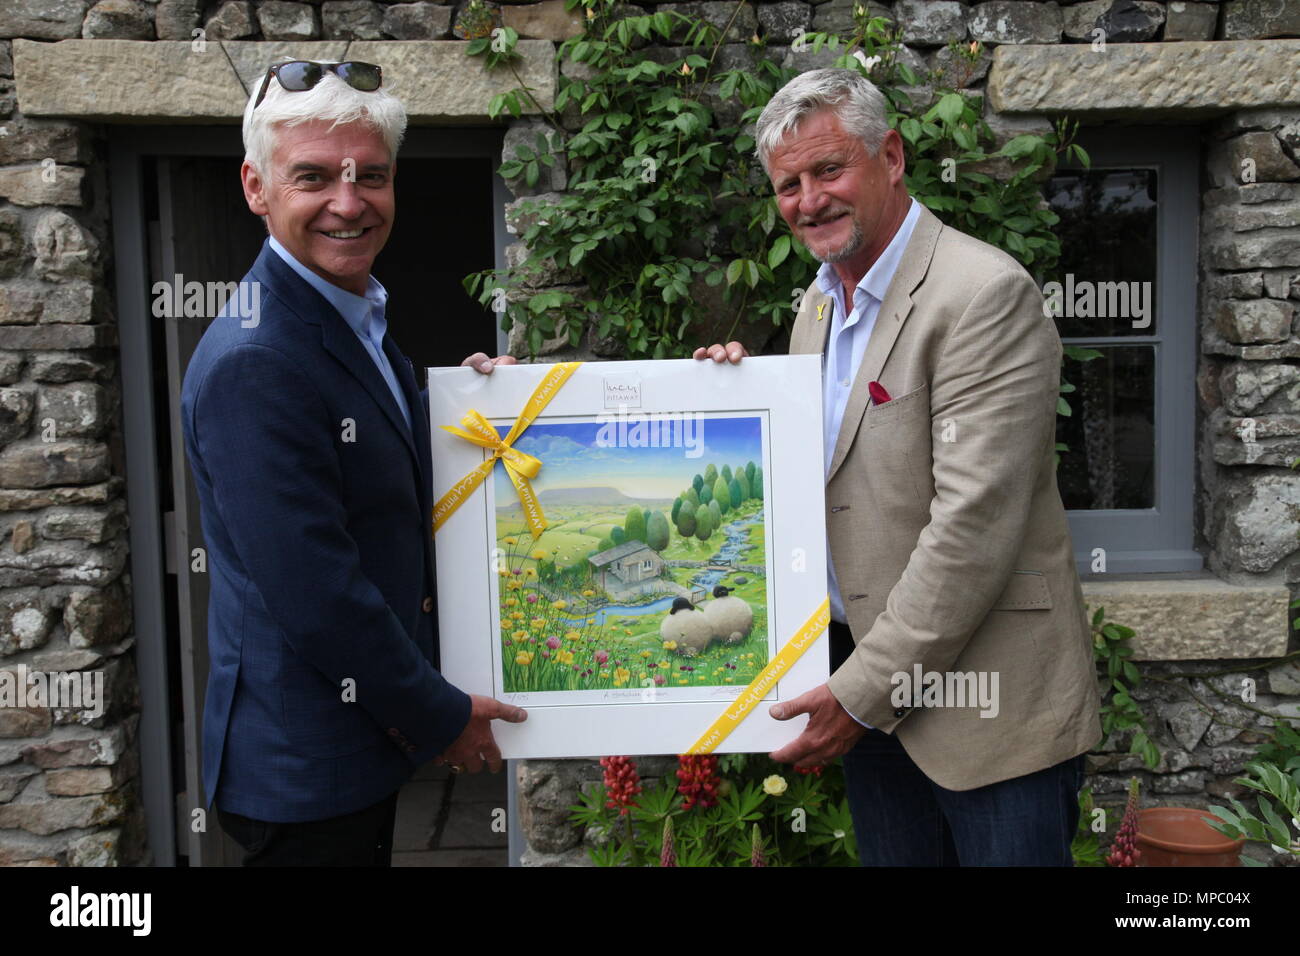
[
  {"left": 0, "top": 0, "right": 1298, "bottom": 866},
  {"left": 0, "top": 57, "right": 141, "bottom": 861}
]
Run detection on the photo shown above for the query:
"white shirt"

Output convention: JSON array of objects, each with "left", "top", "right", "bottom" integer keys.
[{"left": 821, "top": 196, "right": 920, "bottom": 624}]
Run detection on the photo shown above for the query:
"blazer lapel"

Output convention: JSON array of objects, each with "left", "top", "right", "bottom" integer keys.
[
  {"left": 826, "top": 206, "right": 943, "bottom": 484},
  {"left": 251, "top": 241, "right": 419, "bottom": 467},
  {"left": 385, "top": 335, "right": 432, "bottom": 514},
  {"left": 789, "top": 284, "right": 834, "bottom": 356},
  {"left": 319, "top": 311, "right": 420, "bottom": 465}
]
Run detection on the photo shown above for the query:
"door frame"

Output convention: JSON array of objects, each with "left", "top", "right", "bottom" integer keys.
[{"left": 110, "top": 125, "right": 514, "bottom": 865}]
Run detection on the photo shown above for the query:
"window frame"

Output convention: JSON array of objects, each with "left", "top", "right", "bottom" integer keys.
[{"left": 1051, "top": 127, "right": 1203, "bottom": 575}]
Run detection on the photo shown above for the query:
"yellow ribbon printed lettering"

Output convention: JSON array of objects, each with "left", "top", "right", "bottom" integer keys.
[{"left": 686, "top": 596, "right": 831, "bottom": 754}]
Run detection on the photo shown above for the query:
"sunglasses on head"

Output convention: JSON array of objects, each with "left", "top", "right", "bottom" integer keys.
[{"left": 253, "top": 60, "right": 383, "bottom": 111}]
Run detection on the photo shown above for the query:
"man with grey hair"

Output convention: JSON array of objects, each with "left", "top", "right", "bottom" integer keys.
[
  {"left": 181, "top": 60, "right": 525, "bottom": 865},
  {"left": 697, "top": 68, "right": 1099, "bottom": 865}
]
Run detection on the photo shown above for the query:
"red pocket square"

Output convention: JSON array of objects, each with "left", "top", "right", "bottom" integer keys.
[{"left": 868, "top": 381, "right": 892, "bottom": 406}]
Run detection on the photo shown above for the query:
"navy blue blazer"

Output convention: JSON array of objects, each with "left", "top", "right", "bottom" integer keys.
[{"left": 180, "top": 239, "right": 471, "bottom": 823}]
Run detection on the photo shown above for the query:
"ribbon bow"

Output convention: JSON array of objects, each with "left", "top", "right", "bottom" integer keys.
[{"left": 433, "top": 362, "right": 582, "bottom": 539}]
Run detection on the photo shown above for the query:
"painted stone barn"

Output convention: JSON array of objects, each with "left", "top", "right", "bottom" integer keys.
[{"left": 588, "top": 539, "right": 666, "bottom": 600}]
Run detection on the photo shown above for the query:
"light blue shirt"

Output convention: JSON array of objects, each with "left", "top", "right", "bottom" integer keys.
[
  {"left": 820, "top": 200, "right": 919, "bottom": 732},
  {"left": 268, "top": 235, "right": 412, "bottom": 433},
  {"left": 820, "top": 196, "right": 920, "bottom": 626}
]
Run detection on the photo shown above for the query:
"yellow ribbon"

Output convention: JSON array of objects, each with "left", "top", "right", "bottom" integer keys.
[
  {"left": 686, "top": 596, "right": 831, "bottom": 755},
  {"left": 433, "top": 361, "right": 582, "bottom": 539}
]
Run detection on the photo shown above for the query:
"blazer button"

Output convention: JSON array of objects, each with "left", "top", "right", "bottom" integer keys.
[
  {"left": 893, "top": 709, "right": 905, "bottom": 719},
  {"left": 387, "top": 728, "right": 400, "bottom": 737},
  {"left": 421, "top": 597, "right": 434, "bottom": 613}
]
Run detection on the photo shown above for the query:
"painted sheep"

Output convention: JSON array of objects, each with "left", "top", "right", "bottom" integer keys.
[
  {"left": 660, "top": 597, "right": 713, "bottom": 657},
  {"left": 701, "top": 585, "right": 753, "bottom": 645}
]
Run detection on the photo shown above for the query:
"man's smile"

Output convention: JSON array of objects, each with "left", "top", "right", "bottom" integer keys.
[
  {"left": 801, "top": 211, "right": 850, "bottom": 232},
  {"left": 320, "top": 226, "right": 376, "bottom": 241}
]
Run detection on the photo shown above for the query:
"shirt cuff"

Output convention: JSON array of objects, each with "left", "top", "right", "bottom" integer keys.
[{"left": 845, "top": 709, "right": 875, "bottom": 731}]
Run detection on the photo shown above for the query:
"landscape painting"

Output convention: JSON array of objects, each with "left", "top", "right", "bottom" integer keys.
[{"left": 488, "top": 412, "right": 771, "bottom": 702}]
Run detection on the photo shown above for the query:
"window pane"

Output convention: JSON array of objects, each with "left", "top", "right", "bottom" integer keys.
[
  {"left": 1044, "top": 169, "right": 1158, "bottom": 337},
  {"left": 1057, "top": 346, "right": 1155, "bottom": 510}
]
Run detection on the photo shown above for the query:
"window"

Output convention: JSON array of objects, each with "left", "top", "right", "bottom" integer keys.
[{"left": 1044, "top": 129, "right": 1202, "bottom": 574}]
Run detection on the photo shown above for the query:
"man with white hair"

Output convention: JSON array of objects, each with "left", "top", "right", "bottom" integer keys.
[
  {"left": 181, "top": 60, "right": 525, "bottom": 865},
  {"left": 696, "top": 68, "right": 1099, "bottom": 866}
]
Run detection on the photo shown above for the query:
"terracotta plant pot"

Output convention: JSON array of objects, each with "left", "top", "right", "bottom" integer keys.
[{"left": 1136, "top": 807, "right": 1245, "bottom": 867}]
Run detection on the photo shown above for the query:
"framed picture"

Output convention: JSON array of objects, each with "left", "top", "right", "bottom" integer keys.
[{"left": 427, "top": 356, "right": 828, "bottom": 758}]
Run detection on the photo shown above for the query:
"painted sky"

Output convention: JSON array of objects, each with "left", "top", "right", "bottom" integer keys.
[{"left": 492, "top": 414, "right": 764, "bottom": 504}]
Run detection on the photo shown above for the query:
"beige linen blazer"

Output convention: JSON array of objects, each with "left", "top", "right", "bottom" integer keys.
[{"left": 790, "top": 203, "right": 1100, "bottom": 791}]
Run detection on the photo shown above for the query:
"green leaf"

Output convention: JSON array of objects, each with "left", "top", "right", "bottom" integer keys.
[
  {"left": 999, "top": 134, "right": 1041, "bottom": 160},
  {"left": 935, "top": 93, "right": 965, "bottom": 125},
  {"left": 768, "top": 235, "right": 791, "bottom": 269}
]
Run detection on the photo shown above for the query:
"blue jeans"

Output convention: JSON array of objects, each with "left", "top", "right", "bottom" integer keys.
[{"left": 831, "top": 626, "right": 1084, "bottom": 866}]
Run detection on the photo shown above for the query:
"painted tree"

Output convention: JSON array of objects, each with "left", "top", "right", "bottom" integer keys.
[
  {"left": 611, "top": 526, "right": 626, "bottom": 545},
  {"left": 625, "top": 505, "right": 646, "bottom": 543},
  {"left": 729, "top": 477, "right": 744, "bottom": 509},
  {"left": 745, "top": 460, "right": 756, "bottom": 485},
  {"left": 692, "top": 474, "right": 704, "bottom": 494},
  {"left": 676, "top": 499, "right": 697, "bottom": 537},
  {"left": 684, "top": 486, "right": 700, "bottom": 507},
  {"left": 735, "top": 471, "right": 750, "bottom": 503},
  {"left": 695, "top": 506, "right": 714, "bottom": 541},
  {"left": 721, "top": 464, "right": 732, "bottom": 483},
  {"left": 646, "top": 510, "right": 670, "bottom": 551},
  {"left": 699, "top": 482, "right": 712, "bottom": 506},
  {"left": 596, "top": 536, "right": 614, "bottom": 553},
  {"left": 713, "top": 476, "right": 731, "bottom": 514},
  {"left": 708, "top": 498, "right": 721, "bottom": 531},
  {"left": 752, "top": 467, "right": 763, "bottom": 500},
  {"left": 671, "top": 496, "right": 683, "bottom": 524},
  {"left": 704, "top": 463, "right": 717, "bottom": 485}
]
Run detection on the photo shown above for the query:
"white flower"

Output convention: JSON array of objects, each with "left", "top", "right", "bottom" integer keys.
[
  {"left": 833, "top": 829, "right": 846, "bottom": 840},
  {"left": 852, "top": 51, "right": 881, "bottom": 71}
]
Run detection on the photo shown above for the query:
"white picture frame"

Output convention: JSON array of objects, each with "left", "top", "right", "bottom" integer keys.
[{"left": 427, "top": 356, "right": 828, "bottom": 758}]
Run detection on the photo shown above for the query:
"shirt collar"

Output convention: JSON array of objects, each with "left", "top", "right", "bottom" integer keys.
[
  {"left": 268, "top": 234, "right": 388, "bottom": 341},
  {"left": 814, "top": 196, "right": 921, "bottom": 310}
]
